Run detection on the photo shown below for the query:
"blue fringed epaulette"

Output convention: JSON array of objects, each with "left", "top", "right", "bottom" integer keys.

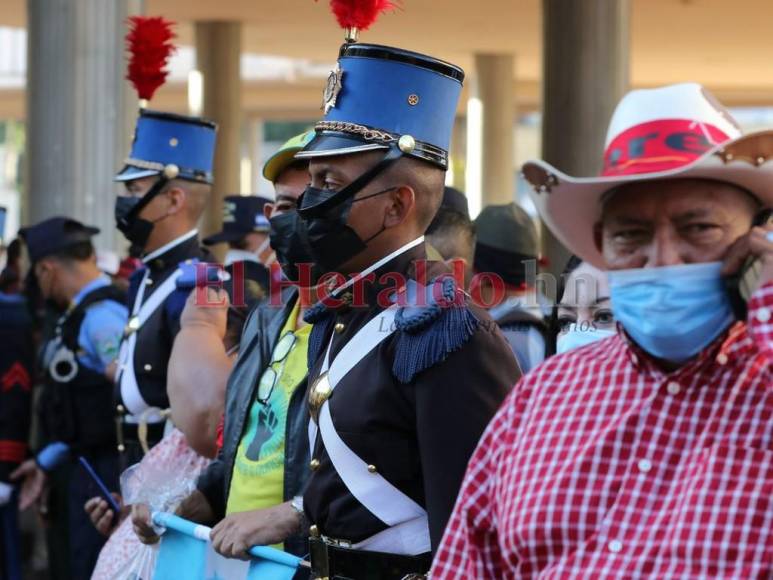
[
  {"left": 392, "top": 277, "right": 479, "bottom": 383},
  {"left": 305, "top": 300, "right": 334, "bottom": 371},
  {"left": 165, "top": 259, "right": 226, "bottom": 324}
]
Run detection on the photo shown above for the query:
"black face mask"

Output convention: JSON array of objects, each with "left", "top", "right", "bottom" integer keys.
[
  {"left": 268, "top": 210, "right": 324, "bottom": 285},
  {"left": 296, "top": 147, "right": 404, "bottom": 272},
  {"left": 115, "top": 175, "right": 171, "bottom": 258},
  {"left": 298, "top": 185, "right": 394, "bottom": 271},
  {"left": 115, "top": 196, "right": 154, "bottom": 258}
]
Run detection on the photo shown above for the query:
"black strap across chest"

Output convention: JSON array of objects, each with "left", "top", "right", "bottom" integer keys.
[{"left": 58, "top": 285, "right": 127, "bottom": 350}]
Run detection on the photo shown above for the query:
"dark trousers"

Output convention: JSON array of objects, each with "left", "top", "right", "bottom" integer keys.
[
  {"left": 0, "top": 490, "right": 22, "bottom": 580},
  {"left": 67, "top": 452, "right": 119, "bottom": 580},
  {"left": 45, "top": 464, "right": 71, "bottom": 580}
]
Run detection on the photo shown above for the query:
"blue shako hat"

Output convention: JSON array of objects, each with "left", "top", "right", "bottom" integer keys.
[
  {"left": 115, "top": 109, "right": 217, "bottom": 183},
  {"left": 296, "top": 43, "right": 464, "bottom": 170}
]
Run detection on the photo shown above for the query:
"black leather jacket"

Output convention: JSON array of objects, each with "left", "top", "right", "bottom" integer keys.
[{"left": 196, "top": 287, "right": 310, "bottom": 556}]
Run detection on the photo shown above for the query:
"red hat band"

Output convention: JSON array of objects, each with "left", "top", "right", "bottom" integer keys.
[{"left": 602, "top": 119, "right": 731, "bottom": 177}]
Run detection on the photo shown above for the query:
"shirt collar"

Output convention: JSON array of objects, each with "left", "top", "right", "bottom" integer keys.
[
  {"left": 72, "top": 275, "right": 110, "bottom": 307},
  {"left": 143, "top": 229, "right": 199, "bottom": 265},
  {"left": 618, "top": 319, "right": 750, "bottom": 377},
  {"left": 224, "top": 249, "right": 260, "bottom": 267}
]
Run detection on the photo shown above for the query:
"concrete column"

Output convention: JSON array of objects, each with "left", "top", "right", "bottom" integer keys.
[
  {"left": 449, "top": 117, "right": 467, "bottom": 193},
  {"left": 195, "top": 21, "right": 242, "bottom": 240},
  {"left": 474, "top": 54, "right": 516, "bottom": 207},
  {"left": 247, "top": 117, "right": 263, "bottom": 194},
  {"left": 26, "top": 0, "right": 132, "bottom": 251},
  {"left": 540, "top": 0, "right": 630, "bottom": 275}
]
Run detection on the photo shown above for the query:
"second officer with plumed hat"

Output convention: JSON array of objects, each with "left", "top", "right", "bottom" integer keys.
[
  {"left": 291, "top": 3, "right": 521, "bottom": 578},
  {"left": 113, "top": 106, "right": 217, "bottom": 464},
  {"left": 112, "top": 13, "right": 222, "bottom": 467}
]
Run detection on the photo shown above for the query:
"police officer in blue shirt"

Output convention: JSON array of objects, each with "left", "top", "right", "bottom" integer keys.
[
  {"left": 11, "top": 217, "right": 127, "bottom": 580},
  {"left": 113, "top": 109, "right": 217, "bottom": 464}
]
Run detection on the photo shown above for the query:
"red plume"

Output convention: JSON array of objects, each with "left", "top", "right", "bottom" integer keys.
[
  {"left": 328, "top": 0, "right": 396, "bottom": 32},
  {"left": 125, "top": 16, "right": 177, "bottom": 102}
]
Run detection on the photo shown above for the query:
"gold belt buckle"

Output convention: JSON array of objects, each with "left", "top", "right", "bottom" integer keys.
[{"left": 308, "top": 371, "right": 333, "bottom": 424}]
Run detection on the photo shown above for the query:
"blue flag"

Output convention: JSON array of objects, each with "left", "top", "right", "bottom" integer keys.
[{"left": 152, "top": 512, "right": 303, "bottom": 580}]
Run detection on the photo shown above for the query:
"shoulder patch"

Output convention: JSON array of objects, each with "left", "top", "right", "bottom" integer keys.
[
  {"left": 392, "top": 277, "right": 479, "bottom": 383},
  {"left": 175, "top": 259, "right": 202, "bottom": 290}
]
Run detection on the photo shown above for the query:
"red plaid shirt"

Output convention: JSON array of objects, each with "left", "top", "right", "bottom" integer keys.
[{"left": 432, "top": 282, "right": 773, "bottom": 579}]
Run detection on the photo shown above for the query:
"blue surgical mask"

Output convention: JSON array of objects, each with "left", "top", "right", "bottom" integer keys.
[
  {"left": 557, "top": 325, "right": 617, "bottom": 354},
  {"left": 608, "top": 262, "right": 734, "bottom": 364}
]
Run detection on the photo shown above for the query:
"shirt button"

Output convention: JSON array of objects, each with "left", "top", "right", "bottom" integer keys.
[
  {"left": 143, "top": 364, "right": 152, "bottom": 371},
  {"left": 145, "top": 278, "right": 153, "bottom": 286},
  {"left": 608, "top": 540, "right": 623, "bottom": 553},
  {"left": 716, "top": 353, "right": 729, "bottom": 365},
  {"left": 637, "top": 459, "right": 652, "bottom": 473},
  {"left": 666, "top": 381, "right": 681, "bottom": 396},
  {"left": 756, "top": 308, "right": 771, "bottom": 323}
]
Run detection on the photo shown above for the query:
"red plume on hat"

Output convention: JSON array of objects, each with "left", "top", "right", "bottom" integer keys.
[
  {"left": 125, "top": 16, "right": 177, "bottom": 105},
  {"left": 323, "top": 0, "right": 398, "bottom": 42}
]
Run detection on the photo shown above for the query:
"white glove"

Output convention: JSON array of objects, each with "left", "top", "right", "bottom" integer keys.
[{"left": 0, "top": 481, "right": 13, "bottom": 506}]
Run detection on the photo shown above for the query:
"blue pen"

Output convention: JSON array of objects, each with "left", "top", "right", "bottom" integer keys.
[{"left": 78, "top": 456, "right": 121, "bottom": 515}]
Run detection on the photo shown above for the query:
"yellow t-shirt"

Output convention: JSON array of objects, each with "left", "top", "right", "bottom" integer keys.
[{"left": 226, "top": 302, "right": 311, "bottom": 515}]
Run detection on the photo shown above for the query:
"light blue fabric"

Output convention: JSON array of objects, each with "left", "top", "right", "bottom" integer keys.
[
  {"left": 151, "top": 512, "right": 301, "bottom": 580},
  {"left": 556, "top": 326, "right": 617, "bottom": 355},
  {"left": 73, "top": 276, "right": 128, "bottom": 373},
  {"left": 609, "top": 261, "right": 734, "bottom": 363}
]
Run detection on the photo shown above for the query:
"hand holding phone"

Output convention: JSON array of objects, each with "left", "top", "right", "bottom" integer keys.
[
  {"left": 78, "top": 456, "right": 121, "bottom": 515},
  {"left": 724, "top": 209, "right": 773, "bottom": 319}
]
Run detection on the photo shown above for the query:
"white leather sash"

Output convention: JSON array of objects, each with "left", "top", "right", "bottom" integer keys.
[
  {"left": 308, "top": 306, "right": 431, "bottom": 555},
  {"left": 117, "top": 268, "right": 181, "bottom": 421}
]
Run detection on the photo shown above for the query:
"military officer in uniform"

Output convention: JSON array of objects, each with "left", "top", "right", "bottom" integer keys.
[
  {"left": 203, "top": 194, "right": 273, "bottom": 323},
  {"left": 113, "top": 109, "right": 217, "bottom": 464},
  {"left": 294, "top": 43, "right": 522, "bottom": 578},
  {"left": 11, "top": 217, "right": 127, "bottom": 580}
]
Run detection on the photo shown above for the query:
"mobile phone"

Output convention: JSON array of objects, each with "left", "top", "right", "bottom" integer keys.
[
  {"left": 725, "top": 208, "right": 773, "bottom": 320},
  {"left": 78, "top": 456, "right": 121, "bottom": 515}
]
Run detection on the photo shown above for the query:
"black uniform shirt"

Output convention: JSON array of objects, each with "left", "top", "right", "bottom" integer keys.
[
  {"left": 304, "top": 243, "right": 521, "bottom": 551},
  {"left": 120, "top": 232, "right": 208, "bottom": 411}
]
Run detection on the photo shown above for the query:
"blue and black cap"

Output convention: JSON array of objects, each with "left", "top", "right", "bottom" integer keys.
[
  {"left": 115, "top": 109, "right": 218, "bottom": 184},
  {"left": 296, "top": 43, "right": 464, "bottom": 170},
  {"left": 203, "top": 195, "right": 272, "bottom": 246}
]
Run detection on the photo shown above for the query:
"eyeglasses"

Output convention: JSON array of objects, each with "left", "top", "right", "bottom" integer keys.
[{"left": 256, "top": 331, "right": 297, "bottom": 405}]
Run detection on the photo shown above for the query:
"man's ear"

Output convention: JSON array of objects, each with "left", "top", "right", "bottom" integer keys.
[
  {"left": 383, "top": 185, "right": 415, "bottom": 229},
  {"left": 263, "top": 203, "right": 275, "bottom": 220},
  {"left": 164, "top": 186, "right": 187, "bottom": 216}
]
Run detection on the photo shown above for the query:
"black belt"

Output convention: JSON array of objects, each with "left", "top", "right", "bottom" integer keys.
[{"left": 309, "top": 537, "right": 430, "bottom": 580}]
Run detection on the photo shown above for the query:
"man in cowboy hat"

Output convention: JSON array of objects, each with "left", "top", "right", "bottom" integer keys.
[{"left": 433, "top": 82, "right": 773, "bottom": 578}]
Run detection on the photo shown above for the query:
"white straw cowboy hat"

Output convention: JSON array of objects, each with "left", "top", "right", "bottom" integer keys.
[{"left": 522, "top": 82, "right": 773, "bottom": 268}]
